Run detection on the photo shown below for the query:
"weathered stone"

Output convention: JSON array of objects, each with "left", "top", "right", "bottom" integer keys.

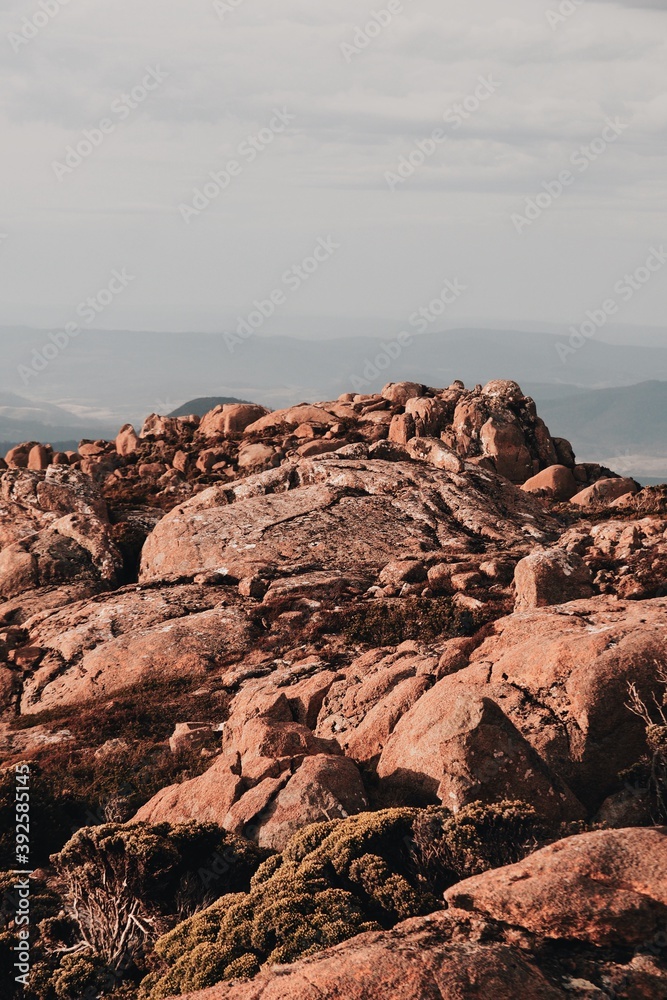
[{"left": 514, "top": 549, "right": 594, "bottom": 610}]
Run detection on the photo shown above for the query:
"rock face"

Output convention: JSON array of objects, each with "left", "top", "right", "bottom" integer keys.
[
  {"left": 169, "top": 827, "right": 667, "bottom": 1000},
  {"left": 139, "top": 456, "right": 557, "bottom": 586},
  {"left": 18, "top": 586, "right": 256, "bottom": 714},
  {"left": 444, "top": 826, "right": 667, "bottom": 947},
  {"left": 377, "top": 597, "right": 667, "bottom": 814},
  {"left": 0, "top": 467, "right": 121, "bottom": 600}
]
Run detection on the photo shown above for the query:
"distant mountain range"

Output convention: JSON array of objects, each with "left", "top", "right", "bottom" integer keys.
[
  {"left": 538, "top": 380, "right": 667, "bottom": 481},
  {"left": 0, "top": 327, "right": 665, "bottom": 480}
]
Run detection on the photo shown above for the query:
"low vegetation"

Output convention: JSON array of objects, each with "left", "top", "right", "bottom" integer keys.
[
  {"left": 0, "top": 802, "right": 556, "bottom": 1000},
  {"left": 140, "top": 801, "right": 548, "bottom": 999},
  {"left": 333, "top": 597, "right": 485, "bottom": 646}
]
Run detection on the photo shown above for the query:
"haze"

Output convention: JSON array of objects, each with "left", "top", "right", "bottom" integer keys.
[{"left": 0, "top": 0, "right": 666, "bottom": 336}]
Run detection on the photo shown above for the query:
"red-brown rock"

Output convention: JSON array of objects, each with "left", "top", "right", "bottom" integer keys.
[
  {"left": 571, "top": 477, "right": 640, "bottom": 507},
  {"left": 445, "top": 826, "right": 667, "bottom": 947},
  {"left": 378, "top": 597, "right": 667, "bottom": 813},
  {"left": 139, "top": 458, "right": 556, "bottom": 585},
  {"left": 521, "top": 465, "right": 579, "bottom": 501},
  {"left": 199, "top": 404, "right": 270, "bottom": 438},
  {"left": 513, "top": 548, "right": 594, "bottom": 610}
]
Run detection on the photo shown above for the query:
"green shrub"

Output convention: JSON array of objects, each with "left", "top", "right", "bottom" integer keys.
[
  {"left": 410, "top": 800, "right": 550, "bottom": 896},
  {"left": 139, "top": 809, "right": 440, "bottom": 999},
  {"left": 0, "top": 871, "right": 63, "bottom": 1000},
  {"left": 140, "top": 801, "right": 557, "bottom": 999}
]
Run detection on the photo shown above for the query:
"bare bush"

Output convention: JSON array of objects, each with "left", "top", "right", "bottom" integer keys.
[{"left": 626, "top": 661, "right": 667, "bottom": 822}]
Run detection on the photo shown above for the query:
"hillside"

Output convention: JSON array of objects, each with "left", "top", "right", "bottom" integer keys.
[
  {"left": 539, "top": 380, "right": 667, "bottom": 462},
  {"left": 0, "top": 380, "right": 665, "bottom": 1000},
  {"left": 168, "top": 396, "right": 251, "bottom": 417}
]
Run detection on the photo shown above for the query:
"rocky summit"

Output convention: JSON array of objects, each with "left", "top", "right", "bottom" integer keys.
[{"left": 1, "top": 379, "right": 666, "bottom": 1000}]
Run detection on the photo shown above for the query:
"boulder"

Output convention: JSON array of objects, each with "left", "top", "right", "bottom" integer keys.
[
  {"left": 378, "top": 692, "right": 582, "bottom": 820},
  {"left": 480, "top": 416, "right": 534, "bottom": 483},
  {"left": 237, "top": 443, "right": 276, "bottom": 469},
  {"left": 5, "top": 443, "right": 38, "bottom": 469},
  {"left": 140, "top": 413, "right": 187, "bottom": 442},
  {"left": 521, "top": 465, "right": 579, "bottom": 501},
  {"left": 388, "top": 413, "right": 415, "bottom": 444},
  {"left": 245, "top": 754, "right": 369, "bottom": 851},
  {"left": 134, "top": 752, "right": 243, "bottom": 826},
  {"left": 404, "top": 397, "right": 451, "bottom": 437},
  {"left": 27, "top": 444, "right": 53, "bottom": 470},
  {"left": 381, "top": 381, "right": 426, "bottom": 405},
  {"left": 115, "top": 424, "right": 140, "bottom": 457},
  {"left": 317, "top": 646, "right": 440, "bottom": 762},
  {"left": 445, "top": 826, "right": 667, "bottom": 948},
  {"left": 405, "top": 437, "right": 464, "bottom": 473},
  {"left": 378, "top": 597, "right": 667, "bottom": 814},
  {"left": 169, "top": 722, "right": 219, "bottom": 754},
  {"left": 198, "top": 403, "right": 270, "bottom": 438},
  {"left": 196, "top": 449, "right": 229, "bottom": 473},
  {"left": 244, "top": 404, "right": 338, "bottom": 434},
  {"left": 513, "top": 549, "right": 594, "bottom": 610},
  {"left": 570, "top": 477, "right": 640, "bottom": 507}
]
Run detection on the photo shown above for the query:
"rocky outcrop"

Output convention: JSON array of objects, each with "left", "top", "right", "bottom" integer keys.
[
  {"left": 3, "top": 381, "right": 635, "bottom": 516},
  {"left": 562, "top": 516, "right": 667, "bottom": 600},
  {"left": 0, "top": 467, "right": 122, "bottom": 599},
  {"left": 377, "top": 597, "right": 667, "bottom": 814},
  {"left": 444, "top": 826, "right": 667, "bottom": 947},
  {"left": 15, "top": 583, "right": 252, "bottom": 713},
  {"left": 139, "top": 456, "right": 557, "bottom": 587},
  {"left": 2, "top": 379, "right": 667, "bottom": 1000},
  {"left": 135, "top": 674, "right": 368, "bottom": 850}
]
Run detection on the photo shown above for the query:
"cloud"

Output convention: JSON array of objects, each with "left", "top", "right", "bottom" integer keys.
[{"left": 0, "top": 0, "right": 665, "bottom": 339}]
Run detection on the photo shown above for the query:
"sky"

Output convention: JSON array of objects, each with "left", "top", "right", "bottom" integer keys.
[{"left": 0, "top": 0, "right": 665, "bottom": 337}]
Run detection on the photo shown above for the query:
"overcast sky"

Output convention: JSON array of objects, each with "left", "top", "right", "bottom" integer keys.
[{"left": 0, "top": 0, "right": 665, "bottom": 337}]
